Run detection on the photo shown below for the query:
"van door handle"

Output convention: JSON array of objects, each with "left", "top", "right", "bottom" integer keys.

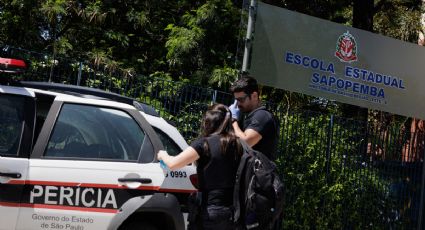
[
  {"left": 118, "top": 178, "right": 152, "bottom": 184},
  {"left": 0, "top": 172, "right": 22, "bottom": 178}
]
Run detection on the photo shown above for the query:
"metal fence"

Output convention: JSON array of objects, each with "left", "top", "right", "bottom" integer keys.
[{"left": 3, "top": 46, "right": 425, "bottom": 229}]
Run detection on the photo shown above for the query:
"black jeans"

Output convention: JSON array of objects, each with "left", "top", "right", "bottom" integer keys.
[{"left": 201, "top": 205, "right": 234, "bottom": 230}]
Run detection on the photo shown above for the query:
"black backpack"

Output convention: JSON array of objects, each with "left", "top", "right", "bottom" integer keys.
[{"left": 233, "top": 141, "right": 284, "bottom": 230}]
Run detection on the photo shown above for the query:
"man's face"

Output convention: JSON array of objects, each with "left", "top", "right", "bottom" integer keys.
[{"left": 234, "top": 91, "right": 253, "bottom": 113}]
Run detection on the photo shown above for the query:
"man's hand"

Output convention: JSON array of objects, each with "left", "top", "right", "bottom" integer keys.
[{"left": 229, "top": 100, "right": 240, "bottom": 121}]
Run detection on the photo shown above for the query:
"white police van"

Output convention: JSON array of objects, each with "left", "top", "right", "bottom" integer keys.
[{"left": 0, "top": 80, "right": 197, "bottom": 230}]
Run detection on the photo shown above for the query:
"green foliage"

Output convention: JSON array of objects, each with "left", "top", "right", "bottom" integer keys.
[
  {"left": 0, "top": 0, "right": 242, "bottom": 91},
  {"left": 104, "top": 30, "right": 130, "bottom": 47},
  {"left": 278, "top": 0, "right": 352, "bottom": 23},
  {"left": 78, "top": 0, "right": 106, "bottom": 24},
  {"left": 173, "top": 102, "right": 208, "bottom": 142},
  {"left": 374, "top": 1, "right": 421, "bottom": 43},
  {"left": 208, "top": 66, "right": 238, "bottom": 89},
  {"left": 40, "top": 0, "right": 67, "bottom": 22},
  {"left": 279, "top": 113, "right": 400, "bottom": 229},
  {"left": 164, "top": 0, "right": 241, "bottom": 86},
  {"left": 165, "top": 24, "right": 204, "bottom": 67},
  {"left": 126, "top": 9, "right": 148, "bottom": 30},
  {"left": 55, "top": 37, "right": 73, "bottom": 55}
]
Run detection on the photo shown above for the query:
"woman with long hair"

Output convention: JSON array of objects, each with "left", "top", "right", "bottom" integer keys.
[{"left": 157, "top": 103, "right": 242, "bottom": 230}]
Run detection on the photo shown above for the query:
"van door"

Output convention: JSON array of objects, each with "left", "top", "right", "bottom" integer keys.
[
  {"left": 0, "top": 93, "right": 34, "bottom": 230},
  {"left": 16, "top": 102, "right": 166, "bottom": 230}
]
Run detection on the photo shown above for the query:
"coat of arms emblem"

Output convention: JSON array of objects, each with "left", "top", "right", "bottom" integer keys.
[{"left": 335, "top": 31, "right": 358, "bottom": 63}]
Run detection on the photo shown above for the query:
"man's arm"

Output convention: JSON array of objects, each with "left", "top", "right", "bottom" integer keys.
[
  {"left": 232, "top": 120, "right": 262, "bottom": 147},
  {"left": 229, "top": 100, "right": 262, "bottom": 147}
]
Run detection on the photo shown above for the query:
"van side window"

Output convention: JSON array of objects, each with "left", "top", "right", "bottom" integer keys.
[
  {"left": 0, "top": 95, "right": 25, "bottom": 156},
  {"left": 152, "top": 127, "right": 182, "bottom": 156},
  {"left": 45, "top": 104, "right": 146, "bottom": 161}
]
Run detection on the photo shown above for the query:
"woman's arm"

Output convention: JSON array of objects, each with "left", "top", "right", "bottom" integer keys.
[{"left": 157, "top": 146, "right": 200, "bottom": 171}]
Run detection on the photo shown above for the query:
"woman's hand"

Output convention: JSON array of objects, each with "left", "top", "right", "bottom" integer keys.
[
  {"left": 156, "top": 147, "right": 199, "bottom": 171},
  {"left": 157, "top": 150, "right": 168, "bottom": 161}
]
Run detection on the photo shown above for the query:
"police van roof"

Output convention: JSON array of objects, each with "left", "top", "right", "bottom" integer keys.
[{"left": 18, "top": 81, "right": 160, "bottom": 117}]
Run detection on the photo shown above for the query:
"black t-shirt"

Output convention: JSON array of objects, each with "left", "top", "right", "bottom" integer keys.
[
  {"left": 190, "top": 135, "right": 239, "bottom": 206},
  {"left": 243, "top": 106, "right": 279, "bottom": 160}
]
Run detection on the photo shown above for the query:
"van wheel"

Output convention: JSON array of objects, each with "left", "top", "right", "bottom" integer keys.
[{"left": 121, "top": 221, "right": 157, "bottom": 230}]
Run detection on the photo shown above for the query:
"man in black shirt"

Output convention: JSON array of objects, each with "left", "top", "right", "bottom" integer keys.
[
  {"left": 229, "top": 75, "right": 279, "bottom": 160},
  {"left": 230, "top": 75, "right": 281, "bottom": 229}
]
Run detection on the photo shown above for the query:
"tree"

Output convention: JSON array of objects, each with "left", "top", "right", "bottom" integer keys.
[
  {"left": 165, "top": 0, "right": 241, "bottom": 86},
  {"left": 0, "top": 0, "right": 45, "bottom": 49}
]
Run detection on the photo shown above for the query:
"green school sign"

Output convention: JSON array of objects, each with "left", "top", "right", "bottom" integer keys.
[{"left": 250, "top": 2, "right": 425, "bottom": 119}]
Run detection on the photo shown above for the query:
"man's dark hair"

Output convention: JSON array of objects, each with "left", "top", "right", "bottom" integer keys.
[{"left": 230, "top": 74, "right": 259, "bottom": 95}]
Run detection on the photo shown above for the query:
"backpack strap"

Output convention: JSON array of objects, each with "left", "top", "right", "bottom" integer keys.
[
  {"left": 239, "top": 139, "right": 252, "bottom": 151},
  {"left": 246, "top": 106, "right": 266, "bottom": 117},
  {"left": 233, "top": 139, "right": 251, "bottom": 223},
  {"left": 233, "top": 153, "right": 248, "bottom": 222}
]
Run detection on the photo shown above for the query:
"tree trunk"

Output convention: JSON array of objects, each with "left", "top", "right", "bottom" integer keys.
[
  {"left": 353, "top": 0, "right": 374, "bottom": 31},
  {"left": 341, "top": 0, "right": 374, "bottom": 119},
  {"left": 402, "top": 0, "right": 425, "bottom": 163}
]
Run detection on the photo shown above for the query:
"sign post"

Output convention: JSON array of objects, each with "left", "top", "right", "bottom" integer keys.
[{"left": 241, "top": 0, "right": 257, "bottom": 73}]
